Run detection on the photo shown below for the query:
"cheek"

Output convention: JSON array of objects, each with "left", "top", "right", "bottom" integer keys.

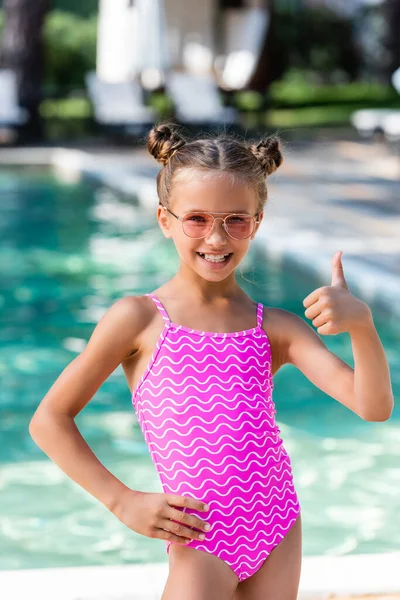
[{"left": 170, "top": 233, "right": 196, "bottom": 256}]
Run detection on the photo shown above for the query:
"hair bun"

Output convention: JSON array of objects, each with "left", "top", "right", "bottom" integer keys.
[
  {"left": 248, "top": 136, "right": 283, "bottom": 176},
  {"left": 147, "top": 123, "right": 186, "bottom": 166}
]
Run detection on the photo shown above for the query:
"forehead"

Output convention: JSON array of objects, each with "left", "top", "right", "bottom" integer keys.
[{"left": 170, "top": 169, "right": 257, "bottom": 213}]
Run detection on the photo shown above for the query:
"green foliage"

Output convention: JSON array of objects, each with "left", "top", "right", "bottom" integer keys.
[
  {"left": 273, "top": 5, "right": 361, "bottom": 84},
  {"left": 266, "top": 105, "right": 373, "bottom": 128},
  {"left": 43, "top": 11, "right": 97, "bottom": 90},
  {"left": 234, "top": 91, "right": 265, "bottom": 112},
  {"left": 52, "top": 0, "right": 98, "bottom": 18},
  {"left": 148, "top": 92, "right": 175, "bottom": 118},
  {"left": 39, "top": 97, "right": 92, "bottom": 119},
  {"left": 268, "top": 69, "right": 400, "bottom": 108}
]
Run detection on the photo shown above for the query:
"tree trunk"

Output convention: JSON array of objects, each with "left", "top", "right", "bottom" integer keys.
[
  {"left": 0, "top": 0, "right": 51, "bottom": 141},
  {"left": 247, "top": 0, "right": 285, "bottom": 95},
  {"left": 384, "top": 0, "right": 400, "bottom": 84}
]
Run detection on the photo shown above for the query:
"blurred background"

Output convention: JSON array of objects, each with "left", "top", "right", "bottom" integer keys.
[
  {"left": 0, "top": 0, "right": 399, "bottom": 588},
  {"left": 0, "top": 0, "right": 399, "bottom": 143}
]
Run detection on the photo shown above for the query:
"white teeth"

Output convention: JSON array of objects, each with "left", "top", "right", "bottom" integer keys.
[{"left": 198, "top": 253, "right": 230, "bottom": 263}]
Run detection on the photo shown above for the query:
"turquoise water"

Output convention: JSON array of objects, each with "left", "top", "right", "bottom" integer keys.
[{"left": 0, "top": 167, "right": 399, "bottom": 570}]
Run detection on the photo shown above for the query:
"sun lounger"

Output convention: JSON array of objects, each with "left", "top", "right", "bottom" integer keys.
[
  {"left": 351, "top": 67, "right": 400, "bottom": 141},
  {"left": 165, "top": 71, "right": 238, "bottom": 127},
  {"left": 350, "top": 109, "right": 399, "bottom": 139},
  {"left": 85, "top": 71, "right": 157, "bottom": 135},
  {"left": 381, "top": 111, "right": 400, "bottom": 142},
  {"left": 0, "top": 69, "right": 29, "bottom": 127}
]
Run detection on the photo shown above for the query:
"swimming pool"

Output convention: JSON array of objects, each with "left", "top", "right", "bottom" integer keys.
[{"left": 0, "top": 166, "right": 398, "bottom": 570}]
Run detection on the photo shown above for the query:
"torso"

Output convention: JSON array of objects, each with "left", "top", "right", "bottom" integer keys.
[
  {"left": 128, "top": 288, "right": 301, "bottom": 577},
  {"left": 121, "top": 288, "right": 288, "bottom": 396}
]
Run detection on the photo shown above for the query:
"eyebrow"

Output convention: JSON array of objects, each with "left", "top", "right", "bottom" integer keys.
[{"left": 183, "top": 209, "right": 252, "bottom": 215}]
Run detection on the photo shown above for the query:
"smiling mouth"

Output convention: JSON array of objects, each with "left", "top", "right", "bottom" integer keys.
[{"left": 196, "top": 252, "right": 233, "bottom": 264}]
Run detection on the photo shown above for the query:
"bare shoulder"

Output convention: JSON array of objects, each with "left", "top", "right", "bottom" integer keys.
[
  {"left": 30, "top": 295, "right": 157, "bottom": 422},
  {"left": 260, "top": 306, "right": 307, "bottom": 374},
  {"left": 102, "top": 295, "right": 155, "bottom": 358}
]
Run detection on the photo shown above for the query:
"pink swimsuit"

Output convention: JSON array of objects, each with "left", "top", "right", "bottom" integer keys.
[{"left": 132, "top": 293, "right": 301, "bottom": 582}]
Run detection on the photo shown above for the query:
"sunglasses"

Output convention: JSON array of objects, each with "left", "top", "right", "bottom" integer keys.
[{"left": 160, "top": 204, "right": 260, "bottom": 240}]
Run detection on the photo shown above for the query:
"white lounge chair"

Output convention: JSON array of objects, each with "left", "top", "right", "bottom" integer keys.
[
  {"left": 351, "top": 67, "right": 400, "bottom": 141},
  {"left": 85, "top": 71, "right": 157, "bottom": 134},
  {"left": 381, "top": 112, "right": 400, "bottom": 142},
  {"left": 219, "top": 7, "right": 270, "bottom": 91},
  {"left": 0, "top": 69, "right": 29, "bottom": 126},
  {"left": 392, "top": 67, "right": 400, "bottom": 94},
  {"left": 165, "top": 71, "right": 238, "bottom": 126},
  {"left": 350, "top": 108, "right": 399, "bottom": 139}
]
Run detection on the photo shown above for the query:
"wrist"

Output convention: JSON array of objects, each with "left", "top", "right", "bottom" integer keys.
[
  {"left": 103, "top": 480, "right": 134, "bottom": 515},
  {"left": 348, "top": 304, "right": 374, "bottom": 335}
]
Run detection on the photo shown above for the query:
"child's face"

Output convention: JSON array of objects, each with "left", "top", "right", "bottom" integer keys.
[{"left": 157, "top": 170, "right": 264, "bottom": 280}]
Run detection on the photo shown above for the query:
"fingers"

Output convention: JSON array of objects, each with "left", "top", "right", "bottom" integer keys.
[
  {"left": 311, "top": 312, "right": 329, "bottom": 328},
  {"left": 166, "top": 494, "right": 209, "bottom": 513},
  {"left": 304, "top": 302, "right": 321, "bottom": 321},
  {"left": 303, "top": 287, "right": 324, "bottom": 309},
  {"left": 168, "top": 505, "right": 210, "bottom": 534},
  {"left": 156, "top": 495, "right": 211, "bottom": 544},
  {"left": 154, "top": 523, "right": 194, "bottom": 545},
  {"left": 158, "top": 517, "right": 207, "bottom": 544}
]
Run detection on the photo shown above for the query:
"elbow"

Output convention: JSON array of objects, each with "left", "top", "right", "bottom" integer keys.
[
  {"left": 29, "top": 413, "right": 45, "bottom": 444},
  {"left": 29, "top": 408, "right": 73, "bottom": 442},
  {"left": 362, "top": 413, "right": 391, "bottom": 422},
  {"left": 360, "top": 396, "right": 394, "bottom": 422},
  {"left": 29, "top": 409, "right": 56, "bottom": 444}
]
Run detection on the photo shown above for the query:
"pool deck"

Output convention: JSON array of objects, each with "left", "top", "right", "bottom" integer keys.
[
  {"left": 1, "top": 552, "right": 400, "bottom": 599},
  {"left": 0, "top": 132, "right": 399, "bottom": 598}
]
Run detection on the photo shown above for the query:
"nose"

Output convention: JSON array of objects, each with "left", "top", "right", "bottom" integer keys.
[{"left": 204, "top": 217, "right": 229, "bottom": 244}]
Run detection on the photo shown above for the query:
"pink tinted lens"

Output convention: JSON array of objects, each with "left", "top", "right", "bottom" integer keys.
[
  {"left": 182, "top": 213, "right": 214, "bottom": 237},
  {"left": 225, "top": 215, "right": 254, "bottom": 238}
]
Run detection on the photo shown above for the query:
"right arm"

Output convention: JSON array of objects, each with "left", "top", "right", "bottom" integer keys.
[
  {"left": 29, "top": 295, "right": 211, "bottom": 545},
  {"left": 29, "top": 296, "right": 143, "bottom": 513}
]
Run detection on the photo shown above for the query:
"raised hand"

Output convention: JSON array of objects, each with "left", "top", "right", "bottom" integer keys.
[{"left": 302, "top": 250, "right": 372, "bottom": 335}]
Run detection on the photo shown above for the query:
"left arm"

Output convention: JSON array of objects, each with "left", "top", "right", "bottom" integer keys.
[
  {"left": 284, "top": 250, "right": 394, "bottom": 422},
  {"left": 348, "top": 318, "right": 394, "bottom": 421},
  {"left": 284, "top": 311, "right": 394, "bottom": 421}
]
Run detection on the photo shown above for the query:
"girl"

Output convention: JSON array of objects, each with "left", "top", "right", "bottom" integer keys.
[{"left": 29, "top": 123, "right": 394, "bottom": 600}]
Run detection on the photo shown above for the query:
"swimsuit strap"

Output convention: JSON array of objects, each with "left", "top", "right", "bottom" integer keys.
[
  {"left": 146, "top": 293, "right": 171, "bottom": 326},
  {"left": 257, "top": 302, "right": 264, "bottom": 328}
]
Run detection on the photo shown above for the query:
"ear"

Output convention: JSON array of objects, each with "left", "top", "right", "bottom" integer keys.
[
  {"left": 157, "top": 204, "right": 173, "bottom": 239},
  {"left": 250, "top": 210, "right": 264, "bottom": 240}
]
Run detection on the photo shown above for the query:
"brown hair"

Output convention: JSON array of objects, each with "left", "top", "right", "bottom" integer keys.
[{"left": 147, "top": 122, "right": 283, "bottom": 214}]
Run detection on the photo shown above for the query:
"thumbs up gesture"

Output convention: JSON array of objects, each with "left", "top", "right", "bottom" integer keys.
[{"left": 302, "top": 251, "right": 373, "bottom": 335}]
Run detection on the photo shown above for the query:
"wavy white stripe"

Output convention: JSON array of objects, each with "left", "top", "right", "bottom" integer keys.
[
  {"left": 142, "top": 392, "right": 274, "bottom": 416},
  {"left": 151, "top": 434, "right": 282, "bottom": 461},
  {"left": 163, "top": 469, "right": 296, "bottom": 493},
  {"left": 165, "top": 487, "right": 299, "bottom": 515},
  {"left": 140, "top": 417, "right": 281, "bottom": 443}
]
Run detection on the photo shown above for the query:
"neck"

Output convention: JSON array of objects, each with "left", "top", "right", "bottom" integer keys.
[{"left": 170, "top": 264, "right": 243, "bottom": 302}]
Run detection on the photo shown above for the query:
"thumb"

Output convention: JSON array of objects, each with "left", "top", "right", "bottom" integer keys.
[{"left": 331, "top": 250, "right": 347, "bottom": 288}]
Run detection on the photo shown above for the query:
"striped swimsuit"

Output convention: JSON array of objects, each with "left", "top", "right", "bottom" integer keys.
[{"left": 132, "top": 293, "right": 301, "bottom": 582}]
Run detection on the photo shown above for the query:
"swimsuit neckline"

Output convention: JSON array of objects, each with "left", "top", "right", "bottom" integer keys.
[{"left": 146, "top": 292, "right": 264, "bottom": 339}]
